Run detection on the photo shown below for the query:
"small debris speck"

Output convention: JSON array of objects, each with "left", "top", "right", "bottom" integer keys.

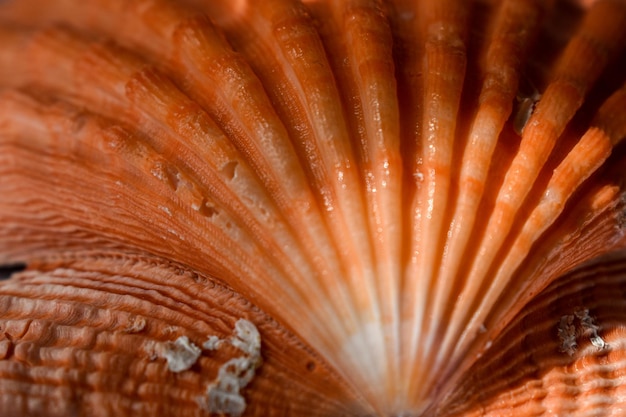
[
  {"left": 558, "top": 308, "right": 608, "bottom": 356},
  {"left": 203, "top": 335, "right": 224, "bottom": 351},
  {"left": 162, "top": 336, "right": 201, "bottom": 372},
  {"left": 200, "top": 319, "right": 262, "bottom": 417}
]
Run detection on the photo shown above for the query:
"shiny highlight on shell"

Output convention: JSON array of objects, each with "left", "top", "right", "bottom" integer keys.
[{"left": 0, "top": 0, "right": 626, "bottom": 415}]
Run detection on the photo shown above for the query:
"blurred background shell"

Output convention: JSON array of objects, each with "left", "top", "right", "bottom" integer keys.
[{"left": 0, "top": 0, "right": 625, "bottom": 415}]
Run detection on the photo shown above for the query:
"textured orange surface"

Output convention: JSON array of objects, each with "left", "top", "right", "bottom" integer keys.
[{"left": 0, "top": 0, "right": 625, "bottom": 415}]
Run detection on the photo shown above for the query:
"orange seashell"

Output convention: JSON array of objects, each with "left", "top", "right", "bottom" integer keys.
[{"left": 0, "top": 0, "right": 625, "bottom": 415}]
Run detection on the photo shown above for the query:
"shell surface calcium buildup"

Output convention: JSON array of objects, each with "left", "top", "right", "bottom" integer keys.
[{"left": 0, "top": 0, "right": 626, "bottom": 415}]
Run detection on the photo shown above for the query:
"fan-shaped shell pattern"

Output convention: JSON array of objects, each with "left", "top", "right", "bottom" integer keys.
[{"left": 0, "top": 0, "right": 626, "bottom": 416}]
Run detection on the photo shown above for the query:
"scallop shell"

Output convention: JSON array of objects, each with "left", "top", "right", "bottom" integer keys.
[{"left": 0, "top": 0, "right": 625, "bottom": 415}]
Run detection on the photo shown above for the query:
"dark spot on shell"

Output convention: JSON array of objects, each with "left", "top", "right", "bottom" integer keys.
[{"left": 0, "top": 263, "right": 26, "bottom": 281}]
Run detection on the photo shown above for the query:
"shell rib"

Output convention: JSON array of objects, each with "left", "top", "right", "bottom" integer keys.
[{"left": 0, "top": 0, "right": 626, "bottom": 416}]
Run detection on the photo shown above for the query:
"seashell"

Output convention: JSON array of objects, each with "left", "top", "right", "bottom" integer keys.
[{"left": 0, "top": 0, "right": 625, "bottom": 415}]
